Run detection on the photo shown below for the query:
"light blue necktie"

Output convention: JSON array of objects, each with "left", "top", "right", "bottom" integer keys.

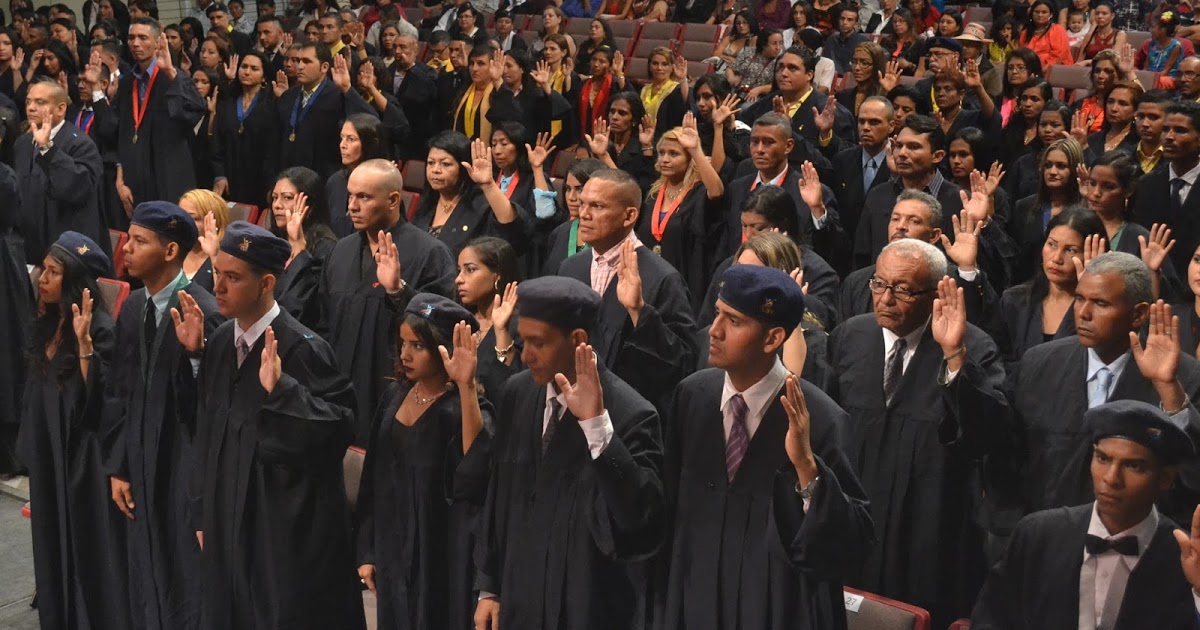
[
  {"left": 863, "top": 157, "right": 878, "bottom": 193},
  {"left": 1089, "top": 367, "right": 1113, "bottom": 409}
]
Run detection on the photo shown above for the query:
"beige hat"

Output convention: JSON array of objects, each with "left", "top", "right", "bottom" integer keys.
[{"left": 954, "top": 22, "right": 992, "bottom": 43}]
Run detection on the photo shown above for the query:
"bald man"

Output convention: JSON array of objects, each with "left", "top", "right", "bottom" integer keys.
[
  {"left": 319, "top": 159, "right": 456, "bottom": 445},
  {"left": 15, "top": 77, "right": 107, "bottom": 265}
]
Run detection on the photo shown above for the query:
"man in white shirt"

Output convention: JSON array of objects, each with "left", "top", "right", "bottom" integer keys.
[{"left": 972, "top": 399, "right": 1200, "bottom": 629}]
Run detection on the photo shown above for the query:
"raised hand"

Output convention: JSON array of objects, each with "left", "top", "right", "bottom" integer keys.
[
  {"left": 638, "top": 113, "right": 655, "bottom": 147},
  {"left": 1068, "top": 109, "right": 1090, "bottom": 146},
  {"left": 25, "top": 49, "right": 42, "bottom": 81},
  {"left": 10, "top": 47, "right": 23, "bottom": 74},
  {"left": 224, "top": 53, "right": 239, "bottom": 80},
  {"left": 612, "top": 50, "right": 625, "bottom": 76},
  {"left": 286, "top": 191, "right": 310, "bottom": 249},
  {"left": 32, "top": 108, "right": 52, "bottom": 148},
  {"left": 1130, "top": 300, "right": 1181, "bottom": 385},
  {"left": 198, "top": 212, "right": 220, "bottom": 259},
  {"left": 489, "top": 49, "right": 505, "bottom": 86},
  {"left": 1174, "top": 505, "right": 1200, "bottom": 594},
  {"left": 711, "top": 93, "right": 741, "bottom": 129},
  {"left": 963, "top": 58, "right": 982, "bottom": 89},
  {"left": 940, "top": 209, "right": 982, "bottom": 272},
  {"left": 678, "top": 112, "right": 701, "bottom": 153},
  {"left": 348, "top": 21, "right": 365, "bottom": 48},
  {"left": 798, "top": 161, "right": 824, "bottom": 212},
  {"left": 984, "top": 162, "right": 1005, "bottom": 197},
  {"left": 1076, "top": 162, "right": 1091, "bottom": 194},
  {"left": 281, "top": 32, "right": 294, "bottom": 50},
  {"left": 491, "top": 281, "right": 518, "bottom": 331},
  {"left": 780, "top": 375, "right": 817, "bottom": 478},
  {"left": 772, "top": 94, "right": 787, "bottom": 116},
  {"left": 962, "top": 176, "right": 992, "bottom": 224},
  {"left": 584, "top": 117, "right": 610, "bottom": 158},
  {"left": 553, "top": 342, "right": 605, "bottom": 420},
  {"left": 812, "top": 93, "right": 837, "bottom": 136},
  {"left": 461, "top": 138, "right": 496, "bottom": 186},
  {"left": 931, "top": 276, "right": 967, "bottom": 365},
  {"left": 272, "top": 69, "right": 288, "bottom": 98},
  {"left": 672, "top": 52, "right": 687, "bottom": 82},
  {"left": 1071, "top": 233, "right": 1107, "bottom": 278},
  {"left": 170, "top": 290, "right": 205, "bottom": 353},
  {"left": 525, "top": 132, "right": 554, "bottom": 170},
  {"left": 530, "top": 59, "right": 551, "bottom": 88},
  {"left": 206, "top": 85, "right": 219, "bottom": 115},
  {"left": 1117, "top": 41, "right": 1135, "bottom": 77},
  {"left": 358, "top": 60, "right": 378, "bottom": 93},
  {"left": 331, "top": 54, "right": 352, "bottom": 93},
  {"left": 1139, "top": 223, "right": 1176, "bottom": 274},
  {"left": 616, "top": 239, "right": 645, "bottom": 324},
  {"left": 438, "top": 320, "right": 478, "bottom": 387},
  {"left": 374, "top": 231, "right": 403, "bottom": 292},
  {"left": 213, "top": 178, "right": 229, "bottom": 198},
  {"left": 878, "top": 59, "right": 901, "bottom": 93},
  {"left": 81, "top": 50, "right": 103, "bottom": 90},
  {"left": 259, "top": 326, "right": 281, "bottom": 393},
  {"left": 156, "top": 33, "right": 175, "bottom": 77},
  {"left": 72, "top": 288, "right": 93, "bottom": 353}
]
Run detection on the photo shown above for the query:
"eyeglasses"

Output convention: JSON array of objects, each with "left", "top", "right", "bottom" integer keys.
[
  {"left": 1182, "top": 71, "right": 1200, "bottom": 80},
  {"left": 929, "top": 50, "right": 957, "bottom": 58},
  {"left": 850, "top": 58, "right": 874, "bottom": 67},
  {"left": 1007, "top": 65, "right": 1028, "bottom": 73},
  {"left": 868, "top": 277, "right": 934, "bottom": 302}
]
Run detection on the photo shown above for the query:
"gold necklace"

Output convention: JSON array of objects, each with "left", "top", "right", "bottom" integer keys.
[
  {"left": 664, "top": 184, "right": 683, "bottom": 201},
  {"left": 412, "top": 382, "right": 449, "bottom": 405}
]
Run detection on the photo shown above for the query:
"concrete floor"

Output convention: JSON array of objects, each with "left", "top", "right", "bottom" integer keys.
[{"left": 0, "top": 494, "right": 39, "bottom": 630}]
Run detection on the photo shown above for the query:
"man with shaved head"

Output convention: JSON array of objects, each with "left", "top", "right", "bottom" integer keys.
[
  {"left": 557, "top": 168, "right": 698, "bottom": 411},
  {"left": 15, "top": 77, "right": 107, "bottom": 264},
  {"left": 319, "top": 159, "right": 456, "bottom": 445}
]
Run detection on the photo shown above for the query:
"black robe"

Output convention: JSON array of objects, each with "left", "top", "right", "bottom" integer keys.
[
  {"left": 69, "top": 98, "right": 125, "bottom": 231},
  {"left": 661, "top": 368, "right": 875, "bottom": 630},
  {"left": 0, "top": 198, "right": 32, "bottom": 474},
  {"left": 558, "top": 245, "right": 698, "bottom": 411},
  {"left": 721, "top": 169, "right": 843, "bottom": 267},
  {"left": 275, "top": 236, "right": 335, "bottom": 333},
  {"left": 473, "top": 367, "right": 666, "bottom": 630},
  {"left": 17, "top": 311, "right": 132, "bottom": 630},
  {"left": 276, "top": 80, "right": 380, "bottom": 180},
  {"left": 699, "top": 250, "right": 841, "bottom": 332},
  {"left": 188, "top": 308, "right": 365, "bottom": 630},
  {"left": 1132, "top": 162, "right": 1200, "bottom": 278},
  {"left": 116, "top": 64, "right": 207, "bottom": 205},
  {"left": 635, "top": 183, "right": 724, "bottom": 315},
  {"left": 326, "top": 169, "right": 352, "bottom": 238},
  {"left": 996, "top": 281, "right": 1076, "bottom": 368},
  {"left": 356, "top": 382, "right": 493, "bottom": 630},
  {"left": 320, "top": 223, "right": 457, "bottom": 446},
  {"left": 102, "top": 280, "right": 222, "bottom": 630},
  {"left": 838, "top": 263, "right": 999, "bottom": 335},
  {"left": 1007, "top": 337, "right": 1200, "bottom": 526},
  {"left": 410, "top": 193, "right": 530, "bottom": 258},
  {"left": 827, "top": 315, "right": 1013, "bottom": 626},
  {"left": 13, "top": 123, "right": 108, "bottom": 266},
  {"left": 971, "top": 504, "right": 1200, "bottom": 630},
  {"left": 211, "top": 90, "right": 281, "bottom": 206}
]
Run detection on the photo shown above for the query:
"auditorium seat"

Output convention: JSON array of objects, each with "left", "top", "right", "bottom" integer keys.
[
  {"left": 257, "top": 208, "right": 273, "bottom": 228},
  {"left": 551, "top": 152, "right": 577, "bottom": 179},
  {"left": 97, "top": 277, "right": 131, "bottom": 319},
  {"left": 109, "top": 229, "right": 129, "bottom": 276},
  {"left": 964, "top": 6, "right": 990, "bottom": 23},
  {"left": 402, "top": 191, "right": 421, "bottom": 221},
  {"left": 524, "top": 14, "right": 543, "bottom": 32},
  {"left": 1135, "top": 69, "right": 1160, "bottom": 89},
  {"left": 1046, "top": 63, "right": 1091, "bottom": 91},
  {"left": 948, "top": 619, "right": 971, "bottom": 630},
  {"left": 678, "top": 39, "right": 714, "bottom": 62},
  {"left": 613, "top": 35, "right": 635, "bottom": 56},
  {"left": 844, "top": 588, "right": 932, "bottom": 630},
  {"left": 1126, "top": 30, "right": 1151, "bottom": 51},
  {"left": 608, "top": 19, "right": 639, "bottom": 39},
  {"left": 626, "top": 57, "right": 650, "bottom": 83},
  {"left": 687, "top": 60, "right": 715, "bottom": 80},
  {"left": 634, "top": 37, "right": 671, "bottom": 59},
  {"left": 640, "top": 21, "right": 680, "bottom": 40},
  {"left": 681, "top": 22, "right": 721, "bottom": 44},
  {"left": 227, "top": 202, "right": 259, "bottom": 225},
  {"left": 402, "top": 161, "right": 427, "bottom": 192},
  {"left": 566, "top": 18, "right": 591, "bottom": 37}
]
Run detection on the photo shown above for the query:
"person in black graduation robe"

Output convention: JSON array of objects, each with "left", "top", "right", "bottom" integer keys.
[
  {"left": 664, "top": 307, "right": 875, "bottom": 630},
  {"left": 71, "top": 68, "right": 126, "bottom": 231},
  {"left": 103, "top": 271, "right": 222, "bottom": 630},
  {"left": 356, "top": 381, "right": 493, "bottom": 630},
  {"left": 0, "top": 168, "right": 31, "bottom": 475},
  {"left": 18, "top": 276, "right": 130, "bottom": 630},
  {"left": 116, "top": 22, "right": 208, "bottom": 206},
  {"left": 185, "top": 300, "right": 365, "bottom": 630},
  {"left": 211, "top": 82, "right": 280, "bottom": 206},
  {"left": 827, "top": 244, "right": 1013, "bottom": 626},
  {"left": 636, "top": 183, "right": 724, "bottom": 316},
  {"left": 321, "top": 217, "right": 457, "bottom": 445}
]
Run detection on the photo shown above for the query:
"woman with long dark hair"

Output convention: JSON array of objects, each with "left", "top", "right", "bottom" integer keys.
[
  {"left": 489, "top": 120, "right": 539, "bottom": 221},
  {"left": 1071, "top": 49, "right": 1133, "bottom": 135},
  {"left": 211, "top": 50, "right": 279, "bottom": 206},
  {"left": 1005, "top": 99, "right": 1073, "bottom": 203},
  {"left": 1020, "top": 0, "right": 1073, "bottom": 67},
  {"left": 713, "top": 10, "right": 758, "bottom": 72},
  {"left": 1013, "top": 138, "right": 1086, "bottom": 281},
  {"left": 585, "top": 92, "right": 656, "bottom": 193},
  {"left": 1074, "top": 0, "right": 1126, "bottom": 65},
  {"left": 19, "top": 232, "right": 130, "bottom": 630},
  {"left": 355, "top": 294, "right": 492, "bottom": 630},
  {"left": 575, "top": 18, "right": 614, "bottom": 68},
  {"left": 642, "top": 46, "right": 689, "bottom": 130},
  {"left": 501, "top": 48, "right": 567, "bottom": 138},
  {"left": 530, "top": 6, "right": 576, "bottom": 60},
  {"left": 327, "top": 113, "right": 389, "bottom": 237},
  {"left": 412, "top": 130, "right": 527, "bottom": 257},
  {"left": 266, "top": 166, "right": 338, "bottom": 331},
  {"left": 192, "top": 66, "right": 222, "bottom": 190},
  {"left": 1074, "top": 79, "right": 1141, "bottom": 164},
  {"left": 881, "top": 8, "right": 922, "bottom": 74},
  {"left": 454, "top": 236, "right": 522, "bottom": 397},
  {"left": 997, "top": 207, "right": 1106, "bottom": 364},
  {"left": 1001, "top": 75, "right": 1051, "bottom": 163},
  {"left": 836, "top": 41, "right": 894, "bottom": 116}
]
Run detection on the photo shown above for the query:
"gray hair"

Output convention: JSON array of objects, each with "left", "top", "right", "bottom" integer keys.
[
  {"left": 752, "top": 112, "right": 794, "bottom": 139},
  {"left": 395, "top": 20, "right": 419, "bottom": 40},
  {"left": 880, "top": 238, "right": 948, "bottom": 286},
  {"left": 1083, "top": 252, "right": 1153, "bottom": 306},
  {"left": 896, "top": 189, "right": 942, "bottom": 228}
]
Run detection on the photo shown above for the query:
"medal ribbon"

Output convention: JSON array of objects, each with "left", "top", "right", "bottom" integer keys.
[
  {"left": 132, "top": 65, "right": 160, "bottom": 138},
  {"left": 236, "top": 90, "right": 261, "bottom": 128},
  {"left": 650, "top": 182, "right": 694, "bottom": 243},
  {"left": 76, "top": 109, "right": 95, "bottom": 135},
  {"left": 496, "top": 170, "right": 520, "bottom": 199},
  {"left": 290, "top": 79, "right": 327, "bottom": 137}
]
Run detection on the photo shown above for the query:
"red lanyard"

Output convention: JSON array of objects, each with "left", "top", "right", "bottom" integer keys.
[
  {"left": 131, "top": 66, "right": 160, "bottom": 140},
  {"left": 75, "top": 109, "right": 95, "bottom": 135},
  {"left": 750, "top": 165, "right": 787, "bottom": 190},
  {"left": 651, "top": 183, "right": 693, "bottom": 243},
  {"left": 496, "top": 170, "right": 520, "bottom": 199}
]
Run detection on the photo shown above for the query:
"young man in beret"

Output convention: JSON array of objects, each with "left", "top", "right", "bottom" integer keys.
[
  {"left": 972, "top": 399, "right": 1200, "bottom": 629},
  {"left": 103, "top": 200, "right": 223, "bottom": 630},
  {"left": 173, "top": 222, "right": 365, "bottom": 630},
  {"left": 662, "top": 264, "right": 873, "bottom": 630},
  {"left": 473, "top": 276, "right": 665, "bottom": 630}
]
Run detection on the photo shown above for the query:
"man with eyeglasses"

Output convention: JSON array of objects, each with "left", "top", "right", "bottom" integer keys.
[
  {"left": 828, "top": 237, "right": 1011, "bottom": 627},
  {"left": 914, "top": 37, "right": 982, "bottom": 113},
  {"left": 822, "top": 5, "right": 868, "bottom": 74},
  {"left": 1177, "top": 56, "right": 1200, "bottom": 102}
]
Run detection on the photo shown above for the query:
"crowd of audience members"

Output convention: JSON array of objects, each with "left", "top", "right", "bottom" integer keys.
[{"left": 7, "top": 0, "right": 1200, "bottom": 627}]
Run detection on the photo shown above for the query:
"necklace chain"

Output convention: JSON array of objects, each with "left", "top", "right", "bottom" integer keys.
[{"left": 412, "top": 382, "right": 449, "bottom": 405}]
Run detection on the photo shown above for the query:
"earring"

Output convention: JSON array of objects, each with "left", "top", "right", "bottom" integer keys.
[{"left": 494, "top": 276, "right": 500, "bottom": 292}]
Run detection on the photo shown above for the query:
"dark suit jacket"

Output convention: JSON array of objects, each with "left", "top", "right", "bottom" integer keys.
[
  {"left": 829, "top": 145, "right": 891, "bottom": 249},
  {"left": 723, "top": 167, "right": 843, "bottom": 265},
  {"left": 1133, "top": 164, "right": 1200, "bottom": 276},
  {"left": 388, "top": 62, "right": 438, "bottom": 160},
  {"left": 852, "top": 175, "right": 965, "bottom": 270},
  {"left": 738, "top": 88, "right": 855, "bottom": 147},
  {"left": 13, "top": 123, "right": 107, "bottom": 265},
  {"left": 558, "top": 245, "right": 698, "bottom": 411},
  {"left": 971, "top": 504, "right": 1200, "bottom": 630},
  {"left": 996, "top": 281, "right": 1076, "bottom": 368}
]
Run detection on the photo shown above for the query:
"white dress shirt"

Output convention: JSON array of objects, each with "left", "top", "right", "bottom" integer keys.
[
  {"left": 1169, "top": 159, "right": 1200, "bottom": 205},
  {"left": 1078, "top": 503, "right": 1158, "bottom": 629},
  {"left": 233, "top": 302, "right": 281, "bottom": 356},
  {"left": 719, "top": 357, "right": 788, "bottom": 442},
  {"left": 1086, "top": 349, "right": 1130, "bottom": 402},
  {"left": 543, "top": 383, "right": 613, "bottom": 460}
]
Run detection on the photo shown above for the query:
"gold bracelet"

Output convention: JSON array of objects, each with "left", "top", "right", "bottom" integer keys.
[{"left": 495, "top": 340, "right": 515, "bottom": 360}]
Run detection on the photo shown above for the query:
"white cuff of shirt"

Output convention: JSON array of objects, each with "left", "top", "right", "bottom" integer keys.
[
  {"left": 478, "top": 591, "right": 497, "bottom": 602},
  {"left": 811, "top": 211, "right": 828, "bottom": 230},
  {"left": 579, "top": 410, "right": 614, "bottom": 460},
  {"left": 92, "top": 90, "right": 106, "bottom": 103},
  {"left": 957, "top": 268, "right": 978, "bottom": 282}
]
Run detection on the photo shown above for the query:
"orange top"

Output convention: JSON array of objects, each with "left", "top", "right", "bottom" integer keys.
[{"left": 1021, "top": 24, "right": 1074, "bottom": 68}]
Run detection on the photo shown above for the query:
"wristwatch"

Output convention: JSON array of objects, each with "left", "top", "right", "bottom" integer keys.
[{"left": 795, "top": 476, "right": 820, "bottom": 500}]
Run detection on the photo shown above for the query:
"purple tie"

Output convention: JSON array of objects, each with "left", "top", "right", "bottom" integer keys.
[
  {"left": 236, "top": 337, "right": 249, "bottom": 368},
  {"left": 726, "top": 394, "right": 749, "bottom": 483}
]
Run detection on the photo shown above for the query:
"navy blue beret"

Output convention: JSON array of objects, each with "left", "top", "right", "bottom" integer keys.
[
  {"left": 405, "top": 293, "right": 480, "bottom": 337},
  {"left": 206, "top": 2, "right": 229, "bottom": 14},
  {"left": 1088, "top": 400, "right": 1195, "bottom": 466},
  {"left": 51, "top": 231, "right": 111, "bottom": 279},
  {"left": 131, "top": 201, "right": 199, "bottom": 253},
  {"left": 219, "top": 221, "right": 291, "bottom": 275},
  {"left": 517, "top": 276, "right": 600, "bottom": 333},
  {"left": 718, "top": 265, "right": 806, "bottom": 332},
  {"left": 925, "top": 36, "right": 964, "bottom": 55}
]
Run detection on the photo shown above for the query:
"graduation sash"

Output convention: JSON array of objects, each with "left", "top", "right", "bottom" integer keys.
[
  {"left": 578, "top": 74, "right": 613, "bottom": 133},
  {"left": 640, "top": 80, "right": 677, "bottom": 121},
  {"left": 454, "top": 82, "right": 494, "bottom": 140}
]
